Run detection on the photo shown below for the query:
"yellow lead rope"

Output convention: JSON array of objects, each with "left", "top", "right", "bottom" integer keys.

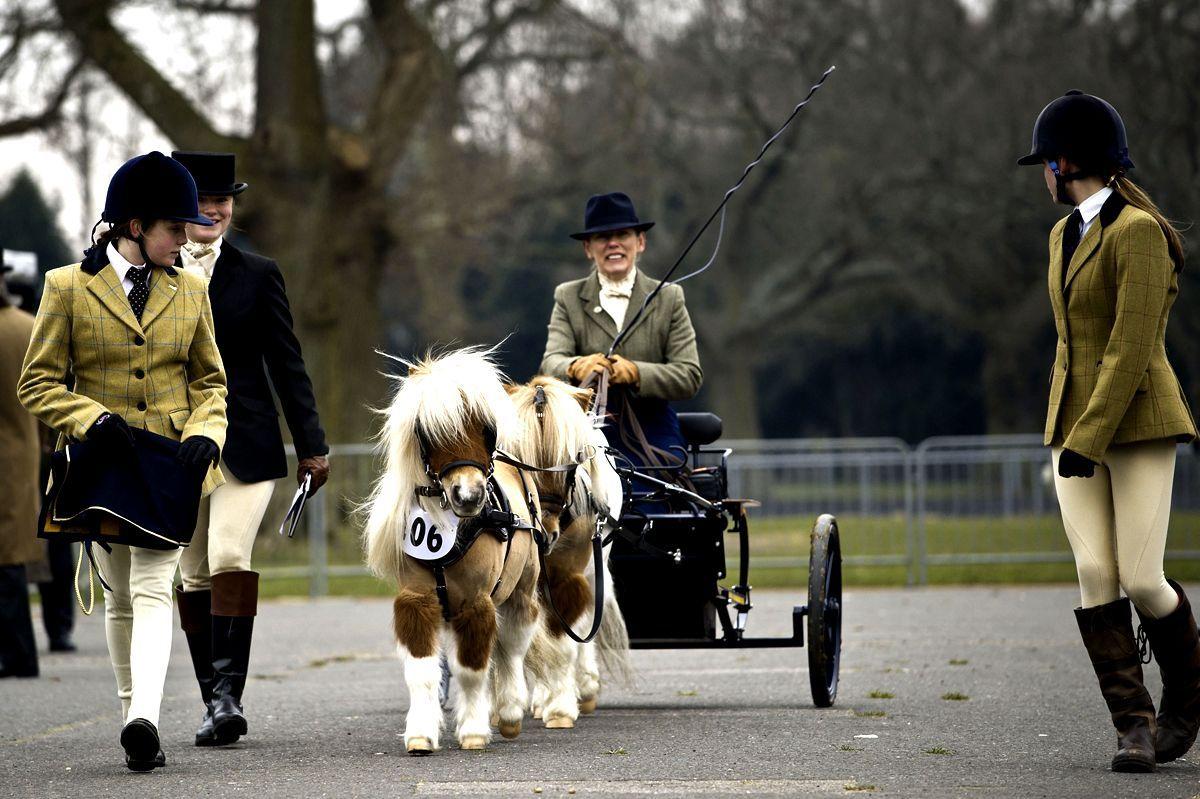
[{"left": 73, "top": 545, "right": 96, "bottom": 616}]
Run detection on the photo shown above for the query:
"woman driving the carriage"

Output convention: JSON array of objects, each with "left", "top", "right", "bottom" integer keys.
[{"left": 540, "top": 192, "right": 703, "bottom": 471}]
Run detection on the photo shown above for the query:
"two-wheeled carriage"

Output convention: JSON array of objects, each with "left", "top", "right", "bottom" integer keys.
[{"left": 606, "top": 412, "right": 843, "bottom": 706}]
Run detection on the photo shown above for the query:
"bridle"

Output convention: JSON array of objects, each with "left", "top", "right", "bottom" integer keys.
[{"left": 413, "top": 421, "right": 498, "bottom": 510}]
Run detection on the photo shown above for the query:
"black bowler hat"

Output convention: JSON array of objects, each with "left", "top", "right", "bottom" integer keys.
[
  {"left": 569, "top": 192, "right": 654, "bottom": 240},
  {"left": 171, "top": 151, "right": 248, "bottom": 196}
]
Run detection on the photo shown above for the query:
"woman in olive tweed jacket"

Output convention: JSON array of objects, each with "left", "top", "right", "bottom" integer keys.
[
  {"left": 540, "top": 192, "right": 702, "bottom": 468},
  {"left": 1021, "top": 91, "right": 1199, "bottom": 774}
]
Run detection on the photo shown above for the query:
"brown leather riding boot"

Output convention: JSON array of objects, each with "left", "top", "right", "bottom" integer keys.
[
  {"left": 1136, "top": 580, "right": 1200, "bottom": 763},
  {"left": 1076, "top": 597, "right": 1156, "bottom": 773},
  {"left": 210, "top": 570, "right": 258, "bottom": 746}
]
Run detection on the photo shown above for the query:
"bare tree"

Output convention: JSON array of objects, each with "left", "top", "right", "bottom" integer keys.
[{"left": 0, "top": 0, "right": 621, "bottom": 441}]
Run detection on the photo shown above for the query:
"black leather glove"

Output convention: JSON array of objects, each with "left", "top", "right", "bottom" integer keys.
[
  {"left": 87, "top": 413, "right": 135, "bottom": 451},
  {"left": 1058, "top": 448, "right": 1097, "bottom": 479},
  {"left": 177, "top": 436, "right": 219, "bottom": 468}
]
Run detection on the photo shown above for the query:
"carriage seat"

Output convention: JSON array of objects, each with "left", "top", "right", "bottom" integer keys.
[{"left": 677, "top": 412, "right": 723, "bottom": 447}]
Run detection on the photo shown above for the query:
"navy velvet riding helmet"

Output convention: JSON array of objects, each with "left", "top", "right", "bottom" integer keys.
[{"left": 102, "top": 152, "right": 214, "bottom": 227}]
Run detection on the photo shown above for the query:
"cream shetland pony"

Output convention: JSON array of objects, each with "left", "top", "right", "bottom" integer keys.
[
  {"left": 507, "top": 376, "right": 632, "bottom": 728},
  {"left": 362, "top": 348, "right": 542, "bottom": 754}
]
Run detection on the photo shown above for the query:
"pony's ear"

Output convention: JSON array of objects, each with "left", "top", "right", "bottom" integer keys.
[
  {"left": 504, "top": 383, "right": 520, "bottom": 396},
  {"left": 575, "top": 387, "right": 594, "bottom": 412}
]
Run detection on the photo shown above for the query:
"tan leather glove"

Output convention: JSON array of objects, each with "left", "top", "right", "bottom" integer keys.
[
  {"left": 298, "top": 455, "right": 330, "bottom": 495},
  {"left": 609, "top": 354, "right": 640, "bottom": 386},
  {"left": 567, "top": 353, "right": 612, "bottom": 384}
]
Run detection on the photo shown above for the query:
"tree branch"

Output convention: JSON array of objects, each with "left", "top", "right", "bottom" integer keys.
[
  {"left": 0, "top": 56, "right": 83, "bottom": 136},
  {"left": 172, "top": 0, "right": 254, "bottom": 15},
  {"left": 52, "top": 0, "right": 243, "bottom": 151},
  {"left": 455, "top": 0, "right": 557, "bottom": 79}
]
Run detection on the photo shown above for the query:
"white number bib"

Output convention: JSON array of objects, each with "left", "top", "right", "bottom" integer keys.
[{"left": 403, "top": 507, "right": 459, "bottom": 561}]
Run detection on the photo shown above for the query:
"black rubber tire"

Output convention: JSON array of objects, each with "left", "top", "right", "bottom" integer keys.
[{"left": 807, "top": 514, "right": 842, "bottom": 707}]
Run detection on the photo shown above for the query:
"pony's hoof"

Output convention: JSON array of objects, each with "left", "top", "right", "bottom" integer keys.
[
  {"left": 579, "top": 698, "right": 598, "bottom": 715},
  {"left": 545, "top": 716, "right": 575, "bottom": 729},
  {"left": 532, "top": 707, "right": 543, "bottom": 720},
  {"left": 499, "top": 721, "right": 521, "bottom": 739},
  {"left": 490, "top": 713, "right": 500, "bottom": 727},
  {"left": 406, "top": 737, "right": 434, "bottom": 756},
  {"left": 460, "top": 735, "right": 488, "bottom": 750}
]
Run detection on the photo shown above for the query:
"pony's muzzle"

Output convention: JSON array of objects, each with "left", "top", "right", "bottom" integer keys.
[{"left": 444, "top": 468, "right": 487, "bottom": 517}]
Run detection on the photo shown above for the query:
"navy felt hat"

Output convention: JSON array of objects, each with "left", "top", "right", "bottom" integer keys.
[
  {"left": 101, "top": 151, "right": 214, "bottom": 226},
  {"left": 171, "top": 150, "right": 248, "bottom": 196},
  {"left": 1017, "top": 90, "right": 1134, "bottom": 170},
  {"left": 570, "top": 192, "right": 654, "bottom": 240}
]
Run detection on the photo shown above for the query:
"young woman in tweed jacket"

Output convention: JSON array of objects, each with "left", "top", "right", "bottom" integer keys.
[
  {"left": 18, "top": 152, "right": 227, "bottom": 772},
  {"left": 1020, "top": 91, "right": 1198, "bottom": 773}
]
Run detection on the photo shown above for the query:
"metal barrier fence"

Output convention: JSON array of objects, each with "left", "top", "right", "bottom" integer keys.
[{"left": 264, "top": 435, "right": 1200, "bottom": 592}]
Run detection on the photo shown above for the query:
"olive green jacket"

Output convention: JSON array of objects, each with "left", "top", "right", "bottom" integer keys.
[
  {"left": 1045, "top": 195, "right": 1197, "bottom": 461},
  {"left": 540, "top": 270, "right": 702, "bottom": 401}
]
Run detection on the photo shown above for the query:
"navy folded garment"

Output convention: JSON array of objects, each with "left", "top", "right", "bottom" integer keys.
[{"left": 40, "top": 427, "right": 205, "bottom": 550}]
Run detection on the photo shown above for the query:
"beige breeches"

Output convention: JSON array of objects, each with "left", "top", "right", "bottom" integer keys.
[
  {"left": 1053, "top": 440, "right": 1178, "bottom": 619},
  {"left": 94, "top": 544, "right": 183, "bottom": 726},
  {"left": 178, "top": 472, "right": 275, "bottom": 591}
]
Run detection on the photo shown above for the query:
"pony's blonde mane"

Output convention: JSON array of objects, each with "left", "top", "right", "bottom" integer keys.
[
  {"left": 509, "top": 376, "right": 594, "bottom": 495},
  {"left": 362, "top": 346, "right": 518, "bottom": 583}
]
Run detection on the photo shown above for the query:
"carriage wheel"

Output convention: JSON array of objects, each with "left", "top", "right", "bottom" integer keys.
[{"left": 807, "top": 514, "right": 842, "bottom": 707}]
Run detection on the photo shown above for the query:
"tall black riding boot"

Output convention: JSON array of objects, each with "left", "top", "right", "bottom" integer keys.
[
  {"left": 38, "top": 539, "right": 76, "bottom": 652},
  {"left": 0, "top": 565, "right": 39, "bottom": 678},
  {"left": 1136, "top": 580, "right": 1200, "bottom": 763},
  {"left": 176, "top": 586, "right": 217, "bottom": 746},
  {"left": 210, "top": 570, "right": 258, "bottom": 746},
  {"left": 1076, "top": 597, "right": 1157, "bottom": 773}
]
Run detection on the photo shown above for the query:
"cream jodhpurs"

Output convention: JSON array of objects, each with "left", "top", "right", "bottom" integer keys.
[
  {"left": 94, "top": 544, "right": 183, "bottom": 727},
  {"left": 178, "top": 472, "right": 275, "bottom": 592},
  {"left": 1053, "top": 440, "right": 1179, "bottom": 619}
]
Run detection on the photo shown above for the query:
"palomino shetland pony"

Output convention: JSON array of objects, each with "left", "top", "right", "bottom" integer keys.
[
  {"left": 363, "top": 348, "right": 543, "bottom": 754},
  {"left": 507, "top": 376, "right": 632, "bottom": 728}
]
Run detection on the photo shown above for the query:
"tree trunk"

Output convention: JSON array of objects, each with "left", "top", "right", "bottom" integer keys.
[{"left": 703, "top": 346, "right": 762, "bottom": 439}]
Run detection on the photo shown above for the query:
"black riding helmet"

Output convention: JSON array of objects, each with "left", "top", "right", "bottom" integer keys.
[
  {"left": 101, "top": 151, "right": 214, "bottom": 227},
  {"left": 96, "top": 151, "right": 213, "bottom": 266},
  {"left": 1019, "top": 91, "right": 1134, "bottom": 204}
]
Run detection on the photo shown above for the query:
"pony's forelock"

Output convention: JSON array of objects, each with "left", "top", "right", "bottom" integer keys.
[{"left": 509, "top": 376, "right": 594, "bottom": 494}]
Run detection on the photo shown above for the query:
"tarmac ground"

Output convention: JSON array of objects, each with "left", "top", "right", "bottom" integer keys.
[{"left": 4, "top": 585, "right": 1200, "bottom": 798}]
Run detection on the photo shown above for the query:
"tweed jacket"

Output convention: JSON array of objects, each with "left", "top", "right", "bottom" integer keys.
[
  {"left": 540, "top": 270, "right": 702, "bottom": 401},
  {"left": 1045, "top": 194, "right": 1197, "bottom": 462},
  {"left": 0, "top": 306, "right": 43, "bottom": 566},
  {"left": 18, "top": 249, "right": 228, "bottom": 495}
]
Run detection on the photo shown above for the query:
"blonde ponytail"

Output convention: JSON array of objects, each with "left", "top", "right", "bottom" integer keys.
[{"left": 1111, "top": 174, "right": 1186, "bottom": 272}]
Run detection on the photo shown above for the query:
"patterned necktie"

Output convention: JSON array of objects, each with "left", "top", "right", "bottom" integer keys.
[
  {"left": 128, "top": 266, "right": 150, "bottom": 321},
  {"left": 1061, "top": 210, "right": 1083, "bottom": 292}
]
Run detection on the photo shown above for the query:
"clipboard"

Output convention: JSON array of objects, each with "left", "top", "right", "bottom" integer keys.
[{"left": 279, "top": 473, "right": 312, "bottom": 538}]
